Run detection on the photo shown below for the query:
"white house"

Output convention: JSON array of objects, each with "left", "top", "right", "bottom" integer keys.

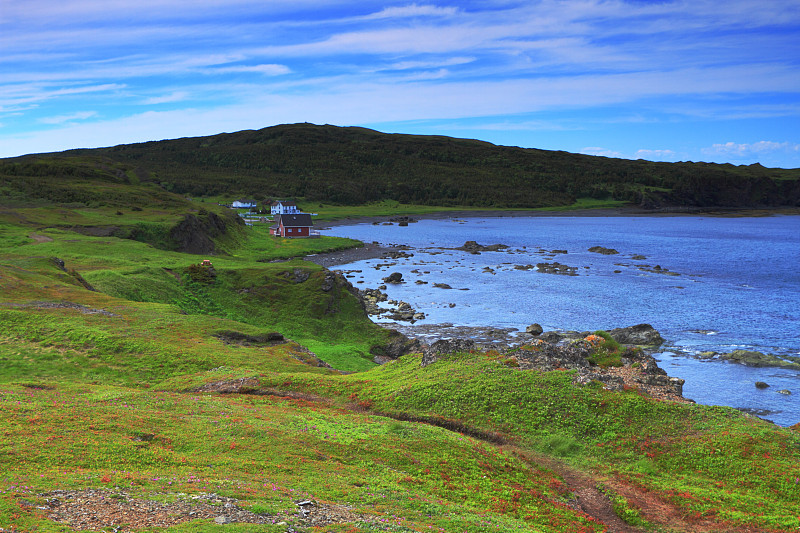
[{"left": 270, "top": 201, "right": 300, "bottom": 215}]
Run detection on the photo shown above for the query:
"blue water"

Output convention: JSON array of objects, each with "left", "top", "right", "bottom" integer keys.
[{"left": 323, "top": 215, "right": 800, "bottom": 426}]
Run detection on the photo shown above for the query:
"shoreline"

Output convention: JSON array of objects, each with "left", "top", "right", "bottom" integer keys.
[
  {"left": 317, "top": 205, "right": 800, "bottom": 229},
  {"left": 309, "top": 206, "right": 800, "bottom": 267}
]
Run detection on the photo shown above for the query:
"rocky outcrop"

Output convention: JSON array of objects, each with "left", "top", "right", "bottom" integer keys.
[
  {"left": 607, "top": 324, "right": 664, "bottom": 346},
  {"left": 421, "top": 339, "right": 477, "bottom": 366},
  {"left": 536, "top": 262, "right": 578, "bottom": 275},
  {"left": 588, "top": 246, "right": 619, "bottom": 255},
  {"left": 718, "top": 350, "right": 800, "bottom": 370},
  {"left": 370, "top": 329, "right": 423, "bottom": 364},
  {"left": 456, "top": 241, "right": 510, "bottom": 254}
]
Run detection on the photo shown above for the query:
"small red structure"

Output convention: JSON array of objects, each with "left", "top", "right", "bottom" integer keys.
[
  {"left": 200, "top": 259, "right": 213, "bottom": 267},
  {"left": 270, "top": 213, "right": 314, "bottom": 238}
]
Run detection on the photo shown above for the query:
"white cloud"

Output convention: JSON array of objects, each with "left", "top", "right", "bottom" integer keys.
[
  {"left": 38, "top": 111, "right": 97, "bottom": 124},
  {"left": 207, "top": 64, "right": 291, "bottom": 75},
  {"left": 580, "top": 147, "right": 623, "bottom": 158},
  {"left": 635, "top": 149, "right": 677, "bottom": 161},
  {"left": 142, "top": 91, "right": 189, "bottom": 105},
  {"left": 364, "top": 4, "right": 459, "bottom": 20},
  {"left": 383, "top": 56, "right": 475, "bottom": 71},
  {"left": 702, "top": 141, "right": 800, "bottom": 158}
]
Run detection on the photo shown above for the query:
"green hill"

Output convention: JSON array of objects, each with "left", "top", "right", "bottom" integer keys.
[
  {"left": 1, "top": 127, "right": 799, "bottom": 532},
  {"left": 3, "top": 123, "right": 799, "bottom": 209}
]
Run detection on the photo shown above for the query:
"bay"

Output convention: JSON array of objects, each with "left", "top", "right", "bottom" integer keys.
[{"left": 323, "top": 215, "right": 800, "bottom": 426}]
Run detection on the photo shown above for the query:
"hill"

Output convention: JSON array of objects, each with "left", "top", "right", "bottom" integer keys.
[
  {"left": 2, "top": 123, "right": 799, "bottom": 210},
  {"left": 1, "top": 127, "right": 800, "bottom": 532}
]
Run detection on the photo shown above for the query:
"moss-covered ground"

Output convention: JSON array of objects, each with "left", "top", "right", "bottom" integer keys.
[{"left": 1, "top": 197, "right": 799, "bottom": 532}]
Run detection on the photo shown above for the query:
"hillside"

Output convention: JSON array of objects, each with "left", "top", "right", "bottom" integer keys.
[
  {"left": 2, "top": 123, "right": 800, "bottom": 210},
  {"left": 1, "top": 130, "right": 800, "bottom": 532}
]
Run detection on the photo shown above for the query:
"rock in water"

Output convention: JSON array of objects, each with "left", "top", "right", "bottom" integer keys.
[
  {"left": 755, "top": 381, "right": 770, "bottom": 389},
  {"left": 588, "top": 246, "right": 619, "bottom": 255},
  {"left": 526, "top": 324, "right": 544, "bottom": 336},
  {"left": 383, "top": 272, "right": 404, "bottom": 284}
]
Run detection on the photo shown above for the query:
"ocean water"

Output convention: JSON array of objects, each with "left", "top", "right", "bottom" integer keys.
[{"left": 323, "top": 215, "right": 800, "bottom": 426}]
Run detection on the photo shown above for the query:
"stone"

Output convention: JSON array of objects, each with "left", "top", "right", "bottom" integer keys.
[
  {"left": 755, "top": 381, "right": 770, "bottom": 389},
  {"left": 383, "top": 272, "right": 403, "bottom": 284},
  {"left": 421, "top": 339, "right": 476, "bottom": 366},
  {"left": 778, "top": 389, "right": 792, "bottom": 395},
  {"left": 588, "top": 246, "right": 619, "bottom": 255},
  {"left": 433, "top": 283, "right": 452, "bottom": 289},
  {"left": 525, "top": 323, "right": 544, "bottom": 336},
  {"left": 215, "top": 516, "right": 232, "bottom": 524},
  {"left": 607, "top": 324, "right": 664, "bottom": 346}
]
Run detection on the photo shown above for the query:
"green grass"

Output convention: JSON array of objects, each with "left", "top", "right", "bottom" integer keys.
[
  {"left": 2, "top": 199, "right": 800, "bottom": 532},
  {"left": 251, "top": 350, "right": 800, "bottom": 531}
]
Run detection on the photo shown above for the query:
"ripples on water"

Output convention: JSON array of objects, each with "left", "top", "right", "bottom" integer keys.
[{"left": 325, "top": 215, "right": 800, "bottom": 426}]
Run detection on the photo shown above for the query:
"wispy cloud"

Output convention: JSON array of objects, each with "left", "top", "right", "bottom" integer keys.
[
  {"left": 142, "top": 91, "right": 189, "bottom": 105},
  {"left": 206, "top": 64, "right": 291, "bottom": 75},
  {"left": 702, "top": 141, "right": 800, "bottom": 159},
  {"left": 363, "top": 3, "right": 459, "bottom": 20},
  {"left": 38, "top": 111, "right": 97, "bottom": 124}
]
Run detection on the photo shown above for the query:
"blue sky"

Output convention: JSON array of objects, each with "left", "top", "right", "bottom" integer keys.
[{"left": 2, "top": 0, "right": 799, "bottom": 167}]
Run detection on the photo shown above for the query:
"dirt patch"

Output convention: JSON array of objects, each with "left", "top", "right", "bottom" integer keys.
[
  {"left": 29, "top": 233, "right": 53, "bottom": 243},
  {"left": 0, "top": 301, "right": 117, "bottom": 316},
  {"left": 34, "top": 489, "right": 374, "bottom": 532}
]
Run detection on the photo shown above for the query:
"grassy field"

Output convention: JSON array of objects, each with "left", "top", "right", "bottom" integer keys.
[{"left": 1, "top": 197, "right": 799, "bottom": 532}]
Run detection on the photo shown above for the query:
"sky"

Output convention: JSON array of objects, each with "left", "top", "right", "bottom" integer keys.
[{"left": 2, "top": 0, "right": 799, "bottom": 168}]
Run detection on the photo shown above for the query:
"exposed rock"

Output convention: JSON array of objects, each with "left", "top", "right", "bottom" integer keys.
[
  {"left": 456, "top": 241, "right": 510, "bottom": 254},
  {"left": 588, "top": 246, "right": 619, "bottom": 255},
  {"left": 383, "top": 272, "right": 404, "bottom": 284},
  {"left": 388, "top": 216, "right": 418, "bottom": 224},
  {"left": 607, "top": 324, "right": 664, "bottom": 346},
  {"left": 778, "top": 389, "right": 792, "bottom": 395},
  {"left": 283, "top": 268, "right": 310, "bottom": 283},
  {"left": 525, "top": 323, "right": 544, "bottom": 336},
  {"left": 719, "top": 350, "right": 800, "bottom": 369},
  {"left": 514, "top": 264, "right": 535, "bottom": 270},
  {"left": 755, "top": 381, "right": 770, "bottom": 389},
  {"left": 536, "top": 262, "right": 578, "bottom": 275},
  {"left": 538, "top": 331, "right": 563, "bottom": 343},
  {"left": 421, "top": 339, "right": 476, "bottom": 366},
  {"left": 433, "top": 283, "right": 452, "bottom": 289},
  {"left": 213, "top": 331, "right": 284, "bottom": 345}
]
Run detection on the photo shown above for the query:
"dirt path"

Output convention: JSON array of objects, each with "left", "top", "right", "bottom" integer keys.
[{"left": 186, "top": 382, "right": 779, "bottom": 532}]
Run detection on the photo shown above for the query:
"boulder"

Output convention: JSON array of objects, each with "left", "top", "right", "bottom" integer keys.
[
  {"left": 525, "top": 324, "right": 544, "bottom": 336},
  {"left": 383, "top": 272, "right": 404, "bottom": 284},
  {"left": 607, "top": 324, "right": 664, "bottom": 346},
  {"left": 588, "top": 246, "right": 619, "bottom": 255},
  {"left": 755, "top": 381, "right": 770, "bottom": 389},
  {"left": 538, "top": 331, "right": 563, "bottom": 343},
  {"left": 370, "top": 329, "right": 422, "bottom": 361}
]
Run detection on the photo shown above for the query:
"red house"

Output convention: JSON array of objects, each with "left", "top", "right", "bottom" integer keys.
[{"left": 270, "top": 213, "right": 314, "bottom": 238}]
